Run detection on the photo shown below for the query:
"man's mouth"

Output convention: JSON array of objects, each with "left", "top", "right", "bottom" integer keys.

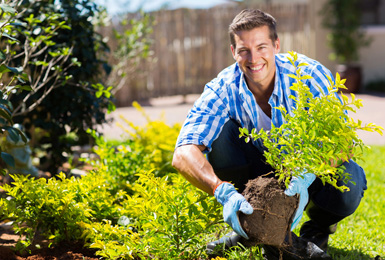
[{"left": 248, "top": 64, "right": 264, "bottom": 72}]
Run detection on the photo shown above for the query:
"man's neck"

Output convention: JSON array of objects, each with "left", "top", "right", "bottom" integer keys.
[{"left": 247, "top": 77, "right": 275, "bottom": 118}]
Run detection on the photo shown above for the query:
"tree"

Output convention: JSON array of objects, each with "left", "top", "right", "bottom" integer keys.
[
  {"left": 0, "top": 0, "right": 30, "bottom": 173},
  {"left": 8, "top": 0, "right": 114, "bottom": 174}
]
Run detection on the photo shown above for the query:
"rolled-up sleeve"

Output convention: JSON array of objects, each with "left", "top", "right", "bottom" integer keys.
[{"left": 176, "top": 85, "right": 229, "bottom": 153}]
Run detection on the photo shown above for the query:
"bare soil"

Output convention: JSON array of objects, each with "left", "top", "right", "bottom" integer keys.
[
  {"left": 239, "top": 176, "right": 298, "bottom": 247},
  {"left": 0, "top": 225, "right": 99, "bottom": 260}
]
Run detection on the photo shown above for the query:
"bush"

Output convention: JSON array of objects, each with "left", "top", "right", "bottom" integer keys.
[
  {"left": 8, "top": 0, "right": 114, "bottom": 175},
  {"left": 0, "top": 171, "right": 122, "bottom": 251},
  {"left": 87, "top": 102, "right": 181, "bottom": 195},
  {"left": 0, "top": 109, "right": 223, "bottom": 258},
  {"left": 82, "top": 171, "right": 222, "bottom": 260},
  {"left": 240, "top": 52, "right": 383, "bottom": 191}
]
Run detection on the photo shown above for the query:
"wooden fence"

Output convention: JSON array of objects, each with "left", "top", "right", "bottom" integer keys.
[{"left": 110, "top": 3, "right": 311, "bottom": 107}]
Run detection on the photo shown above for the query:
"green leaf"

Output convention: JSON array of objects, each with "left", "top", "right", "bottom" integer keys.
[
  {"left": 0, "top": 107, "right": 13, "bottom": 123},
  {"left": 16, "top": 85, "right": 32, "bottom": 91},
  {"left": 0, "top": 50, "right": 6, "bottom": 60},
  {"left": 0, "top": 99, "right": 13, "bottom": 111},
  {"left": 300, "top": 75, "right": 313, "bottom": 80},
  {"left": 4, "top": 126, "right": 20, "bottom": 143},
  {"left": 6, "top": 66, "right": 23, "bottom": 74},
  {"left": 297, "top": 62, "right": 309, "bottom": 67},
  {"left": 0, "top": 4, "right": 16, "bottom": 14},
  {"left": 2, "top": 32, "right": 18, "bottom": 42},
  {"left": 0, "top": 64, "right": 11, "bottom": 73},
  {"left": 1, "top": 152, "right": 15, "bottom": 167},
  {"left": 95, "top": 91, "right": 103, "bottom": 98}
]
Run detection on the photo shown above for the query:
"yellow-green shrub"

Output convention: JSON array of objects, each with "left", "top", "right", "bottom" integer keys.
[
  {"left": 81, "top": 171, "right": 222, "bottom": 260},
  {"left": 0, "top": 171, "right": 123, "bottom": 251},
  {"left": 88, "top": 102, "right": 181, "bottom": 195}
]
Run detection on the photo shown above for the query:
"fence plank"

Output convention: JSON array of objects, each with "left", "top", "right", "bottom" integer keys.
[{"left": 111, "top": 3, "right": 311, "bottom": 107}]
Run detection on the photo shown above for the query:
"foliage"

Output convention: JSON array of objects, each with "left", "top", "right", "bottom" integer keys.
[
  {"left": 0, "top": 106, "right": 223, "bottom": 258},
  {"left": 0, "top": 101, "right": 384, "bottom": 259},
  {"left": 7, "top": 0, "right": 114, "bottom": 175},
  {"left": 0, "top": 171, "right": 122, "bottom": 251},
  {"left": 320, "top": 0, "right": 371, "bottom": 63},
  {"left": 240, "top": 52, "right": 383, "bottom": 191},
  {"left": 0, "top": 1, "right": 33, "bottom": 173},
  {"left": 365, "top": 79, "right": 385, "bottom": 93},
  {"left": 81, "top": 171, "right": 222, "bottom": 260},
  {"left": 106, "top": 12, "right": 154, "bottom": 96},
  {"left": 86, "top": 101, "right": 180, "bottom": 195}
]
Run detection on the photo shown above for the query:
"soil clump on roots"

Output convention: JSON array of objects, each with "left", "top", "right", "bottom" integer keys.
[{"left": 239, "top": 176, "right": 298, "bottom": 247}]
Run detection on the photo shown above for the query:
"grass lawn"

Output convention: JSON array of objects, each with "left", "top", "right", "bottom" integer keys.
[{"left": 328, "top": 145, "right": 385, "bottom": 259}]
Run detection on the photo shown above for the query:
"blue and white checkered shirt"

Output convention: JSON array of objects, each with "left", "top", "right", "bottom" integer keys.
[{"left": 176, "top": 53, "right": 336, "bottom": 152}]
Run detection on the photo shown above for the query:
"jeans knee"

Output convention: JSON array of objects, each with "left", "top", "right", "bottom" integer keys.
[
  {"left": 311, "top": 160, "right": 367, "bottom": 217},
  {"left": 334, "top": 160, "right": 367, "bottom": 216}
]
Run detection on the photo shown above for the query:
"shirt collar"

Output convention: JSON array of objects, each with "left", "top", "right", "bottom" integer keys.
[
  {"left": 236, "top": 61, "right": 284, "bottom": 105},
  {"left": 270, "top": 61, "right": 284, "bottom": 105}
]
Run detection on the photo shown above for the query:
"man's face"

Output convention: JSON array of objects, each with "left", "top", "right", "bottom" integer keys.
[{"left": 231, "top": 26, "right": 280, "bottom": 90}]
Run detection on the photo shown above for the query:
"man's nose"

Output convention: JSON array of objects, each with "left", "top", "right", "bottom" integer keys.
[{"left": 248, "top": 50, "right": 259, "bottom": 63}]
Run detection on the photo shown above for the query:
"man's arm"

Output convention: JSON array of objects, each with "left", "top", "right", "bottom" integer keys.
[
  {"left": 172, "top": 144, "right": 221, "bottom": 195},
  {"left": 172, "top": 143, "right": 254, "bottom": 239}
]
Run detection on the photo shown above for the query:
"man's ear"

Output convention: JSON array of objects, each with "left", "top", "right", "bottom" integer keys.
[
  {"left": 230, "top": 45, "right": 236, "bottom": 60},
  {"left": 274, "top": 38, "right": 280, "bottom": 54}
]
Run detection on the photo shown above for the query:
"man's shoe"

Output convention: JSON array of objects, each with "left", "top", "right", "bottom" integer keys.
[
  {"left": 300, "top": 220, "right": 337, "bottom": 252},
  {"left": 206, "top": 231, "right": 243, "bottom": 257},
  {"left": 262, "top": 232, "right": 332, "bottom": 260}
]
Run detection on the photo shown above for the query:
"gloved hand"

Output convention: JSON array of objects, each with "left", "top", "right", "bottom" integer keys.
[
  {"left": 214, "top": 182, "right": 253, "bottom": 239},
  {"left": 284, "top": 172, "right": 316, "bottom": 230}
]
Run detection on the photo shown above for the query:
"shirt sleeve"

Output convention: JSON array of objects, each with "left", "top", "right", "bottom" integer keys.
[
  {"left": 175, "top": 84, "right": 229, "bottom": 153},
  {"left": 305, "top": 62, "right": 343, "bottom": 103}
]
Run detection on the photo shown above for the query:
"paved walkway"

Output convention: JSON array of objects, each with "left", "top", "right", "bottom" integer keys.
[{"left": 99, "top": 93, "right": 385, "bottom": 146}]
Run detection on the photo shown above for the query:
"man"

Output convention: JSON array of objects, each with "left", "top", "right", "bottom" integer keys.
[{"left": 172, "top": 9, "right": 366, "bottom": 259}]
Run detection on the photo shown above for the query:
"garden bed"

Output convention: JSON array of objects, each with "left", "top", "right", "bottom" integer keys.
[{"left": 0, "top": 225, "right": 98, "bottom": 260}]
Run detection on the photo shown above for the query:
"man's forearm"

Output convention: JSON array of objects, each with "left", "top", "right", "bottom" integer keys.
[{"left": 172, "top": 144, "right": 221, "bottom": 195}]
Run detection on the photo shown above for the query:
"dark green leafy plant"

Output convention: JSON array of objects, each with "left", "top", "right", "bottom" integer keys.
[
  {"left": 0, "top": 1, "right": 30, "bottom": 173},
  {"left": 365, "top": 79, "right": 385, "bottom": 93},
  {"left": 240, "top": 51, "right": 383, "bottom": 191},
  {"left": 6, "top": 0, "right": 114, "bottom": 175},
  {"left": 320, "top": 0, "right": 371, "bottom": 63}
]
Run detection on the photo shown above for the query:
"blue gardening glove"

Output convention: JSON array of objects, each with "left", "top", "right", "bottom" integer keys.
[
  {"left": 214, "top": 182, "right": 253, "bottom": 239},
  {"left": 284, "top": 172, "right": 316, "bottom": 230}
]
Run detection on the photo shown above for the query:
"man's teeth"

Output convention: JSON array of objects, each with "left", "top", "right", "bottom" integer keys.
[{"left": 250, "top": 65, "right": 263, "bottom": 71}]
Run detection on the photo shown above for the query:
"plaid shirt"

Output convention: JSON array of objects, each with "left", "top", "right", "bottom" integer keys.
[{"left": 176, "top": 53, "right": 336, "bottom": 152}]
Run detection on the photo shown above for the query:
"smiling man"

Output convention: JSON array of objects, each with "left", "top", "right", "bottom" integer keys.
[{"left": 172, "top": 9, "right": 367, "bottom": 260}]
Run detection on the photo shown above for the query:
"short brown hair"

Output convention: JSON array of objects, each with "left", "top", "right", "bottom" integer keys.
[{"left": 229, "top": 9, "right": 278, "bottom": 48}]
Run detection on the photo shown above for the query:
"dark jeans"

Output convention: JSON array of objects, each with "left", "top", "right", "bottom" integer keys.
[{"left": 207, "top": 119, "right": 367, "bottom": 218}]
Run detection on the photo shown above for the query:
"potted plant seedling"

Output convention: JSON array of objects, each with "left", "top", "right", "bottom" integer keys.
[{"left": 238, "top": 51, "right": 383, "bottom": 247}]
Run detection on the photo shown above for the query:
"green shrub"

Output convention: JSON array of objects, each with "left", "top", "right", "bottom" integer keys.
[
  {"left": 81, "top": 171, "right": 222, "bottom": 260},
  {"left": 87, "top": 102, "right": 181, "bottom": 195},
  {"left": 0, "top": 171, "right": 122, "bottom": 251},
  {"left": 365, "top": 79, "right": 385, "bottom": 93},
  {"left": 240, "top": 51, "right": 383, "bottom": 191}
]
